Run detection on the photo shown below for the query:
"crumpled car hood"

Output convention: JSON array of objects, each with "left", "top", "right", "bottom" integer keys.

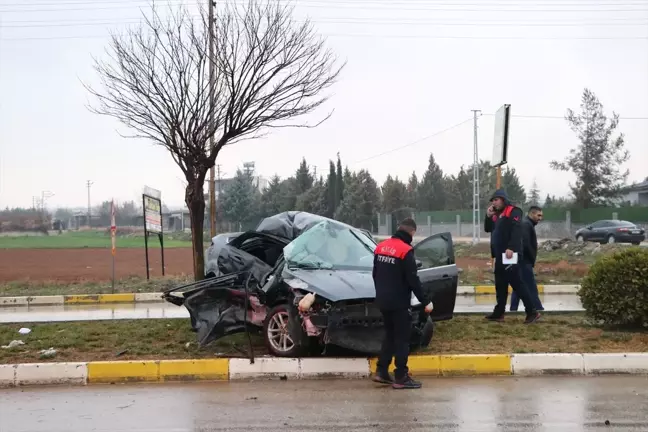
[{"left": 283, "top": 268, "right": 376, "bottom": 302}]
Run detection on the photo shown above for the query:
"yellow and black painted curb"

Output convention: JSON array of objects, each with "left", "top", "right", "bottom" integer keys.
[
  {"left": 0, "top": 285, "right": 580, "bottom": 307},
  {"left": 2, "top": 353, "right": 646, "bottom": 387}
]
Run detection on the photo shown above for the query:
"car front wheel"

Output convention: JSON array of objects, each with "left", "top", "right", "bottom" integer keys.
[
  {"left": 263, "top": 304, "right": 306, "bottom": 357},
  {"left": 607, "top": 235, "right": 616, "bottom": 244},
  {"left": 576, "top": 235, "right": 584, "bottom": 243}
]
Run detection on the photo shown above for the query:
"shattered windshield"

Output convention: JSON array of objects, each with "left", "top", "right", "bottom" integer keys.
[{"left": 283, "top": 220, "right": 376, "bottom": 271}]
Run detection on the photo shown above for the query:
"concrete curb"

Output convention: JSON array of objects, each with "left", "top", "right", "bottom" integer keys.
[
  {"left": 458, "top": 284, "right": 579, "bottom": 295},
  {"left": 0, "top": 293, "right": 163, "bottom": 307},
  {"left": 0, "top": 285, "right": 579, "bottom": 307},
  {"left": 1, "top": 353, "right": 647, "bottom": 388}
]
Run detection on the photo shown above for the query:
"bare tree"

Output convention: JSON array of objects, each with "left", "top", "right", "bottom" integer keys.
[{"left": 87, "top": 1, "right": 343, "bottom": 279}]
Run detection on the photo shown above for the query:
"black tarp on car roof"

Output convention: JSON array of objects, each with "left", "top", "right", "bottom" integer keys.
[{"left": 254, "top": 211, "right": 328, "bottom": 240}]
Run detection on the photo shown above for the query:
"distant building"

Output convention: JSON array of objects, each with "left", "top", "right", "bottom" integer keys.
[
  {"left": 620, "top": 179, "right": 648, "bottom": 206},
  {"left": 214, "top": 175, "right": 270, "bottom": 199}
]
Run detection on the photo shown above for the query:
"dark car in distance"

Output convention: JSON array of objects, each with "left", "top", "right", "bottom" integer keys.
[
  {"left": 164, "top": 211, "right": 458, "bottom": 357},
  {"left": 575, "top": 220, "right": 645, "bottom": 245}
]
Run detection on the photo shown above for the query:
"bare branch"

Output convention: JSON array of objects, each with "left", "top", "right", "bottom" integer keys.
[
  {"left": 210, "top": 0, "right": 344, "bottom": 161},
  {"left": 86, "top": 0, "right": 342, "bottom": 279}
]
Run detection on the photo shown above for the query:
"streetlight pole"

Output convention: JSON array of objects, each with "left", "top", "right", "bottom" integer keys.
[
  {"left": 86, "top": 180, "right": 94, "bottom": 227},
  {"left": 208, "top": 0, "right": 217, "bottom": 237},
  {"left": 471, "top": 110, "right": 481, "bottom": 245}
]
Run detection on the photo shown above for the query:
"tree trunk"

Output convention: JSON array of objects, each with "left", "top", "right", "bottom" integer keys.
[{"left": 186, "top": 175, "right": 207, "bottom": 281}]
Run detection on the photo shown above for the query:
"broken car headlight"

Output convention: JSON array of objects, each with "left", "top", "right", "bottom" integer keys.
[{"left": 285, "top": 278, "right": 310, "bottom": 290}]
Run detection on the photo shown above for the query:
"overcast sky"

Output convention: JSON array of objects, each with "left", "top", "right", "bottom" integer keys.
[{"left": 1, "top": 0, "right": 647, "bottom": 210}]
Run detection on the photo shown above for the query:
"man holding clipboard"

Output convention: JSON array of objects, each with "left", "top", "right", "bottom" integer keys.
[{"left": 484, "top": 189, "right": 541, "bottom": 324}]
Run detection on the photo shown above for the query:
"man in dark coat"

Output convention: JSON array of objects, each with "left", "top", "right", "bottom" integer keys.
[
  {"left": 511, "top": 206, "right": 545, "bottom": 311},
  {"left": 484, "top": 189, "right": 540, "bottom": 323}
]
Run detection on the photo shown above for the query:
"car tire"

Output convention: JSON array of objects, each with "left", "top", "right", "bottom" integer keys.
[
  {"left": 607, "top": 235, "right": 616, "bottom": 244},
  {"left": 419, "top": 316, "right": 435, "bottom": 348},
  {"left": 576, "top": 235, "right": 584, "bottom": 243},
  {"left": 263, "top": 304, "right": 306, "bottom": 357}
]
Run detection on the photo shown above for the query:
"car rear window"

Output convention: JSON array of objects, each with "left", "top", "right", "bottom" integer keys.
[{"left": 613, "top": 220, "right": 635, "bottom": 227}]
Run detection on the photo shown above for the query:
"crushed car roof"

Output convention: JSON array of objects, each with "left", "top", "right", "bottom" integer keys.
[{"left": 255, "top": 211, "right": 333, "bottom": 240}]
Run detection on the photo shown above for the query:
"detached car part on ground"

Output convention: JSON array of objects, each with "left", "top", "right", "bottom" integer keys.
[{"left": 164, "top": 211, "right": 458, "bottom": 357}]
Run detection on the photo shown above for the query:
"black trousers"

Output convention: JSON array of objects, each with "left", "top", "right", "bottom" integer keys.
[
  {"left": 511, "top": 262, "right": 544, "bottom": 311},
  {"left": 377, "top": 308, "right": 411, "bottom": 380},
  {"left": 493, "top": 261, "right": 536, "bottom": 317}
]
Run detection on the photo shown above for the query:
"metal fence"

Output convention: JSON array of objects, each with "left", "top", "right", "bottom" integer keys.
[{"left": 377, "top": 207, "right": 648, "bottom": 239}]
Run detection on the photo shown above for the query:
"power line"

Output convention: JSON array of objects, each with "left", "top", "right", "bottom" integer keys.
[
  {"left": 483, "top": 113, "right": 648, "bottom": 120},
  {"left": 4, "top": 1, "right": 648, "bottom": 13},
  {"left": 5, "top": 0, "right": 648, "bottom": 6},
  {"left": 7, "top": 0, "right": 648, "bottom": 5},
  {"left": 351, "top": 111, "right": 647, "bottom": 166},
  {"left": 4, "top": 32, "right": 647, "bottom": 42},
  {"left": 5, "top": 15, "right": 648, "bottom": 24},
  {"left": 5, "top": 17, "right": 648, "bottom": 28},
  {"left": 352, "top": 117, "right": 473, "bottom": 165}
]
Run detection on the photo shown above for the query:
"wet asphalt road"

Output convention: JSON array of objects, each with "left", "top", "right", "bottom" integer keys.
[
  {"left": 0, "top": 295, "right": 584, "bottom": 323},
  {"left": 2, "top": 376, "right": 648, "bottom": 431}
]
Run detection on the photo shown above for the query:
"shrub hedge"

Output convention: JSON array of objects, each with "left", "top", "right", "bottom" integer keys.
[{"left": 578, "top": 247, "right": 648, "bottom": 327}]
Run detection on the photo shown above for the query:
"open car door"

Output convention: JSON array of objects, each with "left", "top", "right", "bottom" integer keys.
[
  {"left": 163, "top": 272, "right": 265, "bottom": 347},
  {"left": 412, "top": 232, "right": 458, "bottom": 321}
]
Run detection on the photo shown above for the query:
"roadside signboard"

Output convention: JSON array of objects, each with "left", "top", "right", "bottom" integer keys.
[
  {"left": 144, "top": 195, "right": 162, "bottom": 233},
  {"left": 492, "top": 104, "right": 511, "bottom": 167},
  {"left": 142, "top": 186, "right": 165, "bottom": 280}
]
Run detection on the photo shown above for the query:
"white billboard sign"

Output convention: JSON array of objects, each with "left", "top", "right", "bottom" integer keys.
[{"left": 492, "top": 104, "right": 511, "bottom": 167}]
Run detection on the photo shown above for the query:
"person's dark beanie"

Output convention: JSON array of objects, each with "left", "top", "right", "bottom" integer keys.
[
  {"left": 490, "top": 188, "right": 509, "bottom": 202},
  {"left": 398, "top": 217, "right": 417, "bottom": 231}
]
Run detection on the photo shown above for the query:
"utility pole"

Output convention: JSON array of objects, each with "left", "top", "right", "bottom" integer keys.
[
  {"left": 215, "top": 164, "right": 222, "bottom": 231},
  {"left": 471, "top": 110, "right": 481, "bottom": 245},
  {"left": 86, "top": 180, "right": 94, "bottom": 228},
  {"left": 208, "top": 0, "right": 217, "bottom": 237},
  {"left": 40, "top": 190, "right": 54, "bottom": 227},
  {"left": 216, "top": 164, "right": 222, "bottom": 197}
]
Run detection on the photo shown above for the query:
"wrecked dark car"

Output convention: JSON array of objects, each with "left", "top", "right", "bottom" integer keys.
[{"left": 164, "top": 211, "right": 458, "bottom": 357}]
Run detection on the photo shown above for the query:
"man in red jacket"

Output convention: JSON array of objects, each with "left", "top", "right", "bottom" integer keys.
[
  {"left": 484, "top": 189, "right": 540, "bottom": 324},
  {"left": 371, "top": 218, "right": 434, "bottom": 389}
]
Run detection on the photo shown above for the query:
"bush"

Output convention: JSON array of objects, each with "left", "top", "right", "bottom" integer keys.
[{"left": 579, "top": 248, "right": 648, "bottom": 327}]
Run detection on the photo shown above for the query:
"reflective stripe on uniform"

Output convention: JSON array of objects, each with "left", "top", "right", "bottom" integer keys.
[{"left": 374, "top": 237, "right": 412, "bottom": 260}]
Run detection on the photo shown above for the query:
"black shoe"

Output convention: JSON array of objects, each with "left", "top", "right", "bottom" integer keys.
[
  {"left": 485, "top": 313, "right": 504, "bottom": 322},
  {"left": 524, "top": 312, "right": 541, "bottom": 324},
  {"left": 393, "top": 375, "right": 422, "bottom": 390},
  {"left": 371, "top": 372, "right": 393, "bottom": 385}
]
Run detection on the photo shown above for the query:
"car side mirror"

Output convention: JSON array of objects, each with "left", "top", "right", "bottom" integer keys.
[
  {"left": 586, "top": 225, "right": 593, "bottom": 230},
  {"left": 415, "top": 259, "right": 423, "bottom": 269}
]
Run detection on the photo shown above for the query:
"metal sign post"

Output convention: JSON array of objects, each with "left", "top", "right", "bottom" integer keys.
[
  {"left": 142, "top": 186, "right": 164, "bottom": 280},
  {"left": 110, "top": 199, "right": 117, "bottom": 293},
  {"left": 492, "top": 104, "right": 511, "bottom": 188}
]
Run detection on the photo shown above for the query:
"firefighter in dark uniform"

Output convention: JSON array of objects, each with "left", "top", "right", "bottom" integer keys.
[
  {"left": 371, "top": 218, "right": 434, "bottom": 390},
  {"left": 484, "top": 189, "right": 541, "bottom": 324}
]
